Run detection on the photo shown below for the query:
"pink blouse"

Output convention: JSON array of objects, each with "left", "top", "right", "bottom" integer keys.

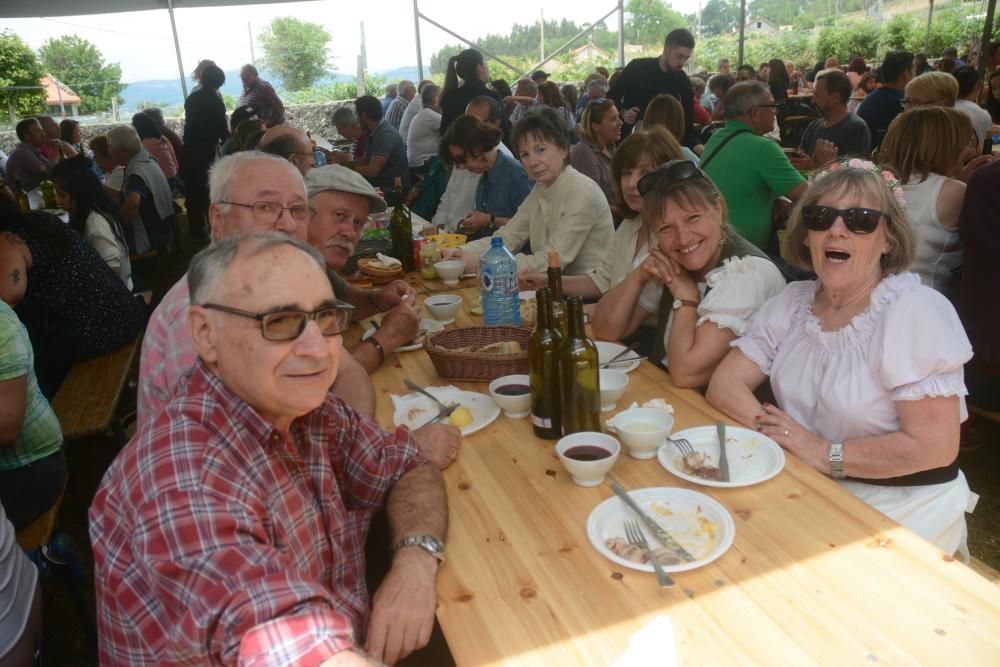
[{"left": 143, "top": 137, "right": 179, "bottom": 180}]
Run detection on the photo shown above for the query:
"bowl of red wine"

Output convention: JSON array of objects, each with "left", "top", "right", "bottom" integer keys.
[
  {"left": 555, "top": 432, "right": 621, "bottom": 487},
  {"left": 489, "top": 374, "right": 532, "bottom": 419}
]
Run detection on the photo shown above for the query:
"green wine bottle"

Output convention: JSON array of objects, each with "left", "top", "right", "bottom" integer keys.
[
  {"left": 529, "top": 288, "right": 563, "bottom": 439},
  {"left": 547, "top": 251, "right": 567, "bottom": 336},
  {"left": 389, "top": 176, "right": 415, "bottom": 272},
  {"left": 558, "top": 296, "right": 601, "bottom": 434}
]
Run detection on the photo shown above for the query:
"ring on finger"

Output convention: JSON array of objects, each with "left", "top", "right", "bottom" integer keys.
[{"left": 783, "top": 429, "right": 790, "bottom": 436}]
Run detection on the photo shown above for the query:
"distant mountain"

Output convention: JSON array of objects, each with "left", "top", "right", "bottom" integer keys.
[{"left": 120, "top": 68, "right": 358, "bottom": 112}]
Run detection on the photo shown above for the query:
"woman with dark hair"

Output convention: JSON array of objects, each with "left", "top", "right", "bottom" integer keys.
[
  {"left": 0, "top": 197, "right": 144, "bottom": 396},
  {"left": 847, "top": 57, "right": 868, "bottom": 88},
  {"left": 443, "top": 107, "right": 613, "bottom": 275},
  {"left": 51, "top": 155, "right": 132, "bottom": 289},
  {"left": 560, "top": 83, "right": 579, "bottom": 114},
  {"left": 181, "top": 63, "right": 229, "bottom": 239},
  {"left": 987, "top": 68, "right": 1000, "bottom": 123},
  {"left": 570, "top": 98, "right": 622, "bottom": 205},
  {"left": 849, "top": 72, "right": 878, "bottom": 112},
  {"left": 439, "top": 49, "right": 504, "bottom": 136},
  {"left": 591, "top": 159, "right": 784, "bottom": 386},
  {"left": 441, "top": 115, "right": 532, "bottom": 240},
  {"left": 132, "top": 112, "right": 179, "bottom": 189},
  {"left": 59, "top": 118, "right": 82, "bottom": 154},
  {"left": 768, "top": 58, "right": 790, "bottom": 134}
]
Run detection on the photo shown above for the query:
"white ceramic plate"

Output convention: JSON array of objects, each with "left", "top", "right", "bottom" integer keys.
[
  {"left": 586, "top": 487, "right": 734, "bottom": 573},
  {"left": 595, "top": 341, "right": 641, "bottom": 373},
  {"left": 392, "top": 387, "right": 500, "bottom": 436},
  {"left": 362, "top": 317, "right": 444, "bottom": 352},
  {"left": 657, "top": 425, "right": 785, "bottom": 488}
]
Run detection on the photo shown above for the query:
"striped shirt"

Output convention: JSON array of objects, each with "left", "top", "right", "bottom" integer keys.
[{"left": 90, "top": 359, "right": 426, "bottom": 665}]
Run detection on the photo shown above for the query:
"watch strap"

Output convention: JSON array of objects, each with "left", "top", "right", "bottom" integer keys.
[
  {"left": 829, "top": 442, "right": 845, "bottom": 478},
  {"left": 392, "top": 534, "right": 445, "bottom": 563},
  {"left": 673, "top": 298, "right": 699, "bottom": 310}
]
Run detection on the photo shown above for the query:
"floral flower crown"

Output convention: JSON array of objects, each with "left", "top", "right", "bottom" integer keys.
[{"left": 811, "top": 158, "right": 906, "bottom": 210}]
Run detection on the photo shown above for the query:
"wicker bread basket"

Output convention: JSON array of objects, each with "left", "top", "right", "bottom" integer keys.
[{"left": 424, "top": 326, "right": 531, "bottom": 381}]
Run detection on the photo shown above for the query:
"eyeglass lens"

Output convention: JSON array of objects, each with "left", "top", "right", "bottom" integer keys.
[
  {"left": 263, "top": 308, "right": 350, "bottom": 340},
  {"left": 802, "top": 205, "right": 882, "bottom": 234}
]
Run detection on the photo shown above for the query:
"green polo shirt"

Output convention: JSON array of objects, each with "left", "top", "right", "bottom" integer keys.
[
  {"left": 701, "top": 120, "right": 805, "bottom": 250},
  {"left": 0, "top": 301, "right": 62, "bottom": 472}
]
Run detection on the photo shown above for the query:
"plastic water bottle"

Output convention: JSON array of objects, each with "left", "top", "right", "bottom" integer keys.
[
  {"left": 314, "top": 149, "right": 327, "bottom": 167},
  {"left": 480, "top": 237, "right": 520, "bottom": 326}
]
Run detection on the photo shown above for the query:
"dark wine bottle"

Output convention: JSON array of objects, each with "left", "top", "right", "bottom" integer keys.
[
  {"left": 529, "top": 288, "right": 563, "bottom": 439},
  {"left": 558, "top": 296, "right": 601, "bottom": 434},
  {"left": 547, "top": 251, "right": 567, "bottom": 336},
  {"left": 389, "top": 176, "right": 415, "bottom": 271}
]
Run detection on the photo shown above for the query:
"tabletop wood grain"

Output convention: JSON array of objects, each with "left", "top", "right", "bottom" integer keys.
[{"left": 354, "top": 280, "right": 1000, "bottom": 666}]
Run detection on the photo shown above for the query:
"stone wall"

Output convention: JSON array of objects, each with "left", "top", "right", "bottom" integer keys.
[{"left": 0, "top": 100, "right": 352, "bottom": 154}]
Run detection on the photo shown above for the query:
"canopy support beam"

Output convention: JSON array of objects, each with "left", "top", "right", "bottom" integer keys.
[{"left": 166, "top": 0, "right": 188, "bottom": 99}]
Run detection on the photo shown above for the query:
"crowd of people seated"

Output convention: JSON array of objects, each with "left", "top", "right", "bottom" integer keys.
[{"left": 2, "top": 27, "right": 1000, "bottom": 667}]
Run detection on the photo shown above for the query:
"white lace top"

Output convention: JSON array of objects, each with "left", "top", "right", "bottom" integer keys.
[
  {"left": 735, "top": 272, "right": 972, "bottom": 444},
  {"left": 639, "top": 255, "right": 786, "bottom": 365}
]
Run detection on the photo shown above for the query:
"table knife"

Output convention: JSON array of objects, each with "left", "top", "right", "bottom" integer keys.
[
  {"left": 717, "top": 420, "right": 730, "bottom": 483},
  {"left": 609, "top": 483, "right": 695, "bottom": 562}
]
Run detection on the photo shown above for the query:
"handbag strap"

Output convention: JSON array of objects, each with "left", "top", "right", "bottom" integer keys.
[{"left": 698, "top": 128, "right": 752, "bottom": 170}]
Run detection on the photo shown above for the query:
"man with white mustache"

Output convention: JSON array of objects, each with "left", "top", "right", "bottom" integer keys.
[{"left": 305, "top": 166, "right": 423, "bottom": 374}]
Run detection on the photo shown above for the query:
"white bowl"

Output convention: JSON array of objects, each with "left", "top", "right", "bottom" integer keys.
[
  {"left": 434, "top": 260, "right": 466, "bottom": 285},
  {"left": 599, "top": 369, "right": 629, "bottom": 412},
  {"left": 607, "top": 407, "right": 674, "bottom": 459},
  {"left": 488, "top": 374, "right": 532, "bottom": 419},
  {"left": 555, "top": 432, "right": 621, "bottom": 487},
  {"left": 424, "top": 294, "right": 463, "bottom": 324}
]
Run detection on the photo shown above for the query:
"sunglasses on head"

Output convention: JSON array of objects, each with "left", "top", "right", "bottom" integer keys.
[
  {"left": 801, "top": 204, "right": 884, "bottom": 234},
  {"left": 636, "top": 160, "right": 705, "bottom": 196}
]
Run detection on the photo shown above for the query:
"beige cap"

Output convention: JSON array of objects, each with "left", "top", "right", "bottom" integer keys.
[{"left": 305, "top": 165, "right": 387, "bottom": 213}]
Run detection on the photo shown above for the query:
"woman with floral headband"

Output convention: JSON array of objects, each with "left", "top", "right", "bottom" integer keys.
[{"left": 707, "top": 160, "right": 975, "bottom": 558}]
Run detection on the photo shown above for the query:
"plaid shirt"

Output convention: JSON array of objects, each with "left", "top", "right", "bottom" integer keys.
[
  {"left": 238, "top": 79, "right": 285, "bottom": 127},
  {"left": 90, "top": 360, "right": 426, "bottom": 666},
  {"left": 137, "top": 276, "right": 194, "bottom": 427},
  {"left": 384, "top": 97, "right": 409, "bottom": 131}
]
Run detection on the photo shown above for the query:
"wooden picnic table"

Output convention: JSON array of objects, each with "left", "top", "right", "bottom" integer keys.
[{"left": 355, "top": 277, "right": 1000, "bottom": 666}]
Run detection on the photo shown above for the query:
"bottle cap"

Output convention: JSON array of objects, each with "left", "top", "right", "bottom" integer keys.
[
  {"left": 491, "top": 237, "right": 504, "bottom": 247},
  {"left": 547, "top": 251, "right": 559, "bottom": 268}
]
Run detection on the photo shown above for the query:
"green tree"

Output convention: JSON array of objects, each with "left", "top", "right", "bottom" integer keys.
[
  {"left": 0, "top": 30, "right": 46, "bottom": 120},
  {"left": 625, "top": 0, "right": 687, "bottom": 45},
  {"left": 700, "top": 0, "right": 739, "bottom": 37},
  {"left": 258, "top": 17, "right": 331, "bottom": 91},
  {"left": 38, "top": 35, "right": 124, "bottom": 114}
]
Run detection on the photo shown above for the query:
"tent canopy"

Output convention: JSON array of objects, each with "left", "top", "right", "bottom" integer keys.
[{"left": 0, "top": 0, "right": 298, "bottom": 19}]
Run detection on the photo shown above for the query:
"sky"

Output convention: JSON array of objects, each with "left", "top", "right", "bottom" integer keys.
[{"left": 4, "top": 0, "right": 703, "bottom": 83}]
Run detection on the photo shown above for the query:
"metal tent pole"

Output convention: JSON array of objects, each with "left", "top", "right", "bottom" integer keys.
[
  {"left": 166, "top": 0, "right": 188, "bottom": 99},
  {"left": 416, "top": 11, "right": 521, "bottom": 75},
  {"left": 413, "top": 0, "right": 424, "bottom": 81},
  {"left": 923, "top": 0, "right": 934, "bottom": 53},
  {"left": 617, "top": 0, "right": 624, "bottom": 67},
  {"left": 520, "top": 5, "right": 620, "bottom": 78},
  {"left": 737, "top": 0, "right": 747, "bottom": 67}
]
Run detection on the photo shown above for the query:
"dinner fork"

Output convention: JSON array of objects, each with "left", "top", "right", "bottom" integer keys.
[
  {"left": 404, "top": 379, "right": 458, "bottom": 427},
  {"left": 624, "top": 520, "right": 674, "bottom": 587},
  {"left": 668, "top": 437, "right": 695, "bottom": 458}
]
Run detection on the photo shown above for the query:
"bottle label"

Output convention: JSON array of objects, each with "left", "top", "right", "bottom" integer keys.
[{"left": 531, "top": 414, "right": 552, "bottom": 428}]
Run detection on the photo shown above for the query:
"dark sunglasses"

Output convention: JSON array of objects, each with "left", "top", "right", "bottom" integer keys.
[
  {"left": 201, "top": 303, "right": 355, "bottom": 341},
  {"left": 636, "top": 160, "right": 705, "bottom": 196},
  {"left": 801, "top": 205, "right": 884, "bottom": 234}
]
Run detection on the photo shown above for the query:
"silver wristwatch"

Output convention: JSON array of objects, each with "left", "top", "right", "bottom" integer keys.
[
  {"left": 829, "top": 442, "right": 845, "bottom": 479},
  {"left": 392, "top": 534, "right": 445, "bottom": 564}
]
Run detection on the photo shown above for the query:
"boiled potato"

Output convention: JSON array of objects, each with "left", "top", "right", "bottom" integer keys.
[{"left": 449, "top": 406, "right": 473, "bottom": 428}]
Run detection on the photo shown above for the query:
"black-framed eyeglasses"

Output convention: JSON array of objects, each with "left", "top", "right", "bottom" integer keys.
[
  {"left": 220, "top": 200, "right": 314, "bottom": 224},
  {"left": 200, "top": 302, "right": 355, "bottom": 341},
  {"left": 801, "top": 205, "right": 884, "bottom": 234},
  {"left": 636, "top": 160, "right": 706, "bottom": 196},
  {"left": 753, "top": 103, "right": 780, "bottom": 109}
]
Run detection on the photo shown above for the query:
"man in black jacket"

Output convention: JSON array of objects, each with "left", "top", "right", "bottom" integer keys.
[{"left": 607, "top": 28, "right": 702, "bottom": 154}]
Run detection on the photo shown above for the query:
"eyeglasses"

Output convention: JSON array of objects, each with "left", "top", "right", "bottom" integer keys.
[
  {"left": 636, "top": 160, "right": 705, "bottom": 196},
  {"left": 900, "top": 98, "right": 929, "bottom": 109},
  {"left": 221, "top": 201, "right": 313, "bottom": 224},
  {"left": 801, "top": 204, "right": 884, "bottom": 234},
  {"left": 753, "top": 103, "right": 780, "bottom": 110},
  {"left": 200, "top": 302, "right": 355, "bottom": 341}
]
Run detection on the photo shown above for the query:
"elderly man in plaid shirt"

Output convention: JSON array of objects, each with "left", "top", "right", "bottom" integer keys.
[
  {"left": 239, "top": 64, "right": 285, "bottom": 127},
  {"left": 91, "top": 232, "right": 447, "bottom": 667}
]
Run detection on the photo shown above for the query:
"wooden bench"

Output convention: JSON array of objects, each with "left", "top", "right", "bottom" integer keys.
[
  {"left": 15, "top": 484, "right": 66, "bottom": 551},
  {"left": 49, "top": 335, "right": 142, "bottom": 442}
]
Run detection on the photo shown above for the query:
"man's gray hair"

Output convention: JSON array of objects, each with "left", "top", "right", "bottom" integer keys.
[
  {"left": 420, "top": 84, "right": 441, "bottom": 107},
  {"left": 241, "top": 63, "right": 258, "bottom": 76},
  {"left": 723, "top": 81, "right": 772, "bottom": 119},
  {"left": 468, "top": 95, "right": 503, "bottom": 122},
  {"left": 208, "top": 151, "right": 304, "bottom": 206},
  {"left": 143, "top": 107, "right": 165, "bottom": 126},
  {"left": 107, "top": 125, "right": 143, "bottom": 157},
  {"left": 587, "top": 79, "right": 609, "bottom": 94},
  {"left": 332, "top": 105, "right": 359, "bottom": 127},
  {"left": 398, "top": 79, "right": 415, "bottom": 91},
  {"left": 188, "top": 232, "right": 327, "bottom": 305},
  {"left": 516, "top": 78, "right": 538, "bottom": 96}
]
